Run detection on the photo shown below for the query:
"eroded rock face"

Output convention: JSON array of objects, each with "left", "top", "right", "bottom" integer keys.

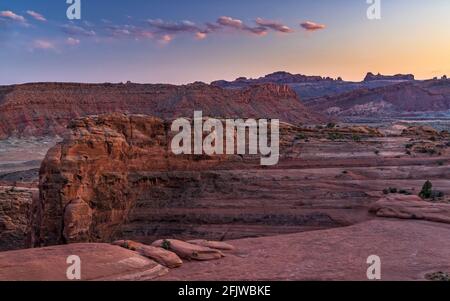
[
  {"left": 31, "top": 113, "right": 246, "bottom": 246},
  {"left": 0, "top": 187, "right": 35, "bottom": 251}
]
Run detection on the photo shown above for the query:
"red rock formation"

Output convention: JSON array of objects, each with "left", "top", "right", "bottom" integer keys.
[
  {"left": 306, "top": 79, "right": 450, "bottom": 119},
  {"left": 30, "top": 113, "right": 343, "bottom": 247},
  {"left": 30, "top": 113, "right": 244, "bottom": 246},
  {"left": 0, "top": 82, "right": 321, "bottom": 139},
  {"left": 364, "top": 72, "right": 415, "bottom": 81},
  {"left": 211, "top": 71, "right": 336, "bottom": 88},
  {"left": 370, "top": 194, "right": 450, "bottom": 224}
]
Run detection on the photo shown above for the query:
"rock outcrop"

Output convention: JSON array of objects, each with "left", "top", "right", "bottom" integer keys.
[
  {"left": 0, "top": 82, "right": 321, "bottom": 139},
  {"left": 152, "top": 239, "right": 225, "bottom": 261},
  {"left": 30, "top": 113, "right": 249, "bottom": 246},
  {"left": 211, "top": 71, "right": 336, "bottom": 88},
  {"left": 113, "top": 240, "right": 183, "bottom": 268},
  {"left": 370, "top": 194, "right": 450, "bottom": 224},
  {"left": 364, "top": 72, "right": 415, "bottom": 81}
]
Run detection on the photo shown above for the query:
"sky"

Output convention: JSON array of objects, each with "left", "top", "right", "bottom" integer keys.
[{"left": 1, "top": 0, "right": 450, "bottom": 85}]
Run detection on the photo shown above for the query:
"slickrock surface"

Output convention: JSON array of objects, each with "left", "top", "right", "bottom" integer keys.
[
  {"left": 0, "top": 243, "right": 168, "bottom": 281},
  {"left": 370, "top": 195, "right": 450, "bottom": 224},
  {"left": 0, "top": 82, "right": 321, "bottom": 139},
  {"left": 161, "top": 220, "right": 450, "bottom": 281},
  {"left": 30, "top": 114, "right": 450, "bottom": 248},
  {"left": 0, "top": 220, "right": 449, "bottom": 281},
  {"left": 0, "top": 186, "right": 36, "bottom": 251}
]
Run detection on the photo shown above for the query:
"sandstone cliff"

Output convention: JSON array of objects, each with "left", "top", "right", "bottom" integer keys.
[{"left": 0, "top": 82, "right": 321, "bottom": 139}]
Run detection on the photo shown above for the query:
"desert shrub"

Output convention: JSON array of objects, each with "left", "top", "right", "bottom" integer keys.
[
  {"left": 425, "top": 271, "right": 450, "bottom": 281},
  {"left": 374, "top": 150, "right": 380, "bottom": 155},
  {"left": 161, "top": 239, "right": 171, "bottom": 250},
  {"left": 383, "top": 187, "right": 411, "bottom": 195},
  {"left": 296, "top": 133, "right": 306, "bottom": 140},
  {"left": 419, "top": 181, "right": 433, "bottom": 199},
  {"left": 328, "top": 132, "right": 344, "bottom": 141},
  {"left": 405, "top": 143, "right": 413, "bottom": 149},
  {"left": 352, "top": 134, "right": 361, "bottom": 142},
  {"left": 326, "top": 122, "right": 336, "bottom": 129}
]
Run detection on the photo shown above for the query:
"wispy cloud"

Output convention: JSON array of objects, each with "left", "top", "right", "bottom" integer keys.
[
  {"left": 147, "top": 19, "right": 201, "bottom": 33},
  {"left": 32, "top": 39, "right": 56, "bottom": 50},
  {"left": 105, "top": 24, "right": 153, "bottom": 40},
  {"left": 255, "top": 18, "right": 293, "bottom": 33},
  {"left": 61, "top": 24, "right": 96, "bottom": 37},
  {"left": 217, "top": 16, "right": 267, "bottom": 36},
  {"left": 66, "top": 37, "right": 80, "bottom": 45},
  {"left": 0, "top": 10, "right": 26, "bottom": 23},
  {"left": 300, "top": 21, "right": 326, "bottom": 31},
  {"left": 26, "top": 10, "right": 46, "bottom": 22}
]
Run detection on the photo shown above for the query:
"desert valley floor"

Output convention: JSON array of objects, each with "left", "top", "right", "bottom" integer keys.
[{"left": 0, "top": 114, "right": 449, "bottom": 280}]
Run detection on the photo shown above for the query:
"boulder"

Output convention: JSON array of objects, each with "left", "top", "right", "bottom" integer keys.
[
  {"left": 152, "top": 239, "right": 224, "bottom": 261},
  {"left": 113, "top": 240, "right": 183, "bottom": 268},
  {"left": 370, "top": 194, "right": 450, "bottom": 224}
]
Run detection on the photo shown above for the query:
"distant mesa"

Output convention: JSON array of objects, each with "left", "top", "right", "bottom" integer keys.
[
  {"left": 0, "top": 82, "right": 323, "bottom": 139},
  {"left": 364, "top": 72, "right": 415, "bottom": 82},
  {"left": 211, "top": 71, "right": 339, "bottom": 88}
]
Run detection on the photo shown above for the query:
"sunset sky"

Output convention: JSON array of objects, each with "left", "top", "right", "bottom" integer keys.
[{"left": 1, "top": 0, "right": 450, "bottom": 84}]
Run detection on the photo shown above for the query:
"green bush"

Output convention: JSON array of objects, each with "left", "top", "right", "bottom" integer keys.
[{"left": 419, "top": 181, "right": 433, "bottom": 199}]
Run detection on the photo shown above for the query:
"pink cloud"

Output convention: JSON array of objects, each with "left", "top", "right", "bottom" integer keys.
[
  {"left": 0, "top": 10, "right": 26, "bottom": 23},
  {"left": 255, "top": 18, "right": 293, "bottom": 33},
  {"left": 26, "top": 10, "right": 46, "bottom": 22},
  {"left": 66, "top": 37, "right": 80, "bottom": 46},
  {"left": 300, "top": 21, "right": 326, "bottom": 31},
  {"left": 217, "top": 16, "right": 244, "bottom": 29},
  {"left": 217, "top": 16, "right": 268, "bottom": 36},
  {"left": 195, "top": 32, "right": 207, "bottom": 40},
  {"left": 32, "top": 39, "right": 56, "bottom": 50},
  {"left": 160, "top": 34, "right": 173, "bottom": 44}
]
